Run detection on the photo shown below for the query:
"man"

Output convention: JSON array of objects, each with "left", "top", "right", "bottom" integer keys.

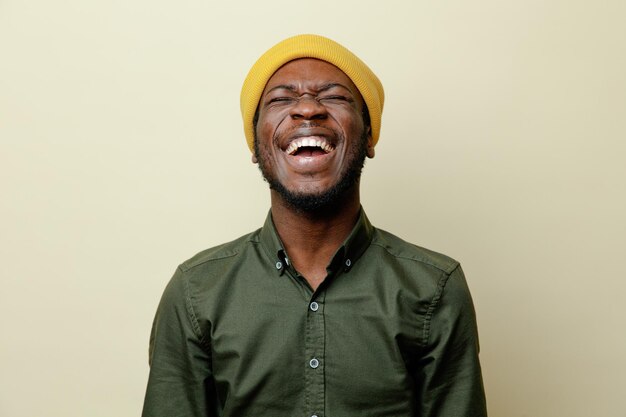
[{"left": 142, "top": 34, "right": 487, "bottom": 417}]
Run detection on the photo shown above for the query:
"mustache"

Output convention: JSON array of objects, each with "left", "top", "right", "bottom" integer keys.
[{"left": 274, "top": 122, "right": 339, "bottom": 145}]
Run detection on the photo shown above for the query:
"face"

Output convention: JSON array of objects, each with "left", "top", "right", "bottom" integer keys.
[{"left": 253, "top": 58, "right": 375, "bottom": 211}]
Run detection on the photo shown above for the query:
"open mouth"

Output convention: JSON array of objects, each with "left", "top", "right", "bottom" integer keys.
[{"left": 285, "top": 136, "right": 335, "bottom": 156}]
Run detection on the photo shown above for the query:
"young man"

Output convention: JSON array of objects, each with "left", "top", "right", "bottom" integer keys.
[{"left": 142, "top": 34, "right": 487, "bottom": 417}]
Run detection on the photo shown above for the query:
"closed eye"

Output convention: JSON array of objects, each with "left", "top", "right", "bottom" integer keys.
[
  {"left": 269, "top": 97, "right": 294, "bottom": 103},
  {"left": 320, "top": 95, "right": 352, "bottom": 102}
]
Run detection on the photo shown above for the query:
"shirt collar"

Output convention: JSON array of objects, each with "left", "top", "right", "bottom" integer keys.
[{"left": 258, "top": 208, "right": 374, "bottom": 275}]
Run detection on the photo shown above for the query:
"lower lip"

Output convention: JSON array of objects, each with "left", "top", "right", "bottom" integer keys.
[{"left": 284, "top": 149, "right": 334, "bottom": 170}]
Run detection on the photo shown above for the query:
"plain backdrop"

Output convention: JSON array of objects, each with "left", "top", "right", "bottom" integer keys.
[{"left": 1, "top": 1, "right": 625, "bottom": 416}]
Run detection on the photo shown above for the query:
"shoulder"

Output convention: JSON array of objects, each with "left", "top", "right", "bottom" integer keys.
[
  {"left": 178, "top": 228, "right": 262, "bottom": 273},
  {"left": 368, "top": 228, "right": 476, "bottom": 335},
  {"left": 370, "top": 227, "right": 460, "bottom": 276}
]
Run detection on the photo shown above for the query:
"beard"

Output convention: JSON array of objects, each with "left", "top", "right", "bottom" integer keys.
[{"left": 254, "top": 128, "right": 369, "bottom": 213}]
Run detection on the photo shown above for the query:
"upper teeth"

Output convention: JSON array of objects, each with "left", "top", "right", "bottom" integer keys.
[{"left": 286, "top": 137, "right": 334, "bottom": 155}]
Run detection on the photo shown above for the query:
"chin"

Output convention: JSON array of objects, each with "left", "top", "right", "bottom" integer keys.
[{"left": 272, "top": 178, "right": 358, "bottom": 213}]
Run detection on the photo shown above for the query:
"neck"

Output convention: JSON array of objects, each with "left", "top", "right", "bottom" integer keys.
[{"left": 270, "top": 185, "right": 361, "bottom": 289}]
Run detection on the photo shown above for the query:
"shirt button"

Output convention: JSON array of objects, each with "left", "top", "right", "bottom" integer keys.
[
  {"left": 275, "top": 261, "right": 282, "bottom": 270},
  {"left": 309, "top": 302, "right": 319, "bottom": 312},
  {"left": 345, "top": 259, "right": 352, "bottom": 267},
  {"left": 309, "top": 358, "right": 319, "bottom": 369}
]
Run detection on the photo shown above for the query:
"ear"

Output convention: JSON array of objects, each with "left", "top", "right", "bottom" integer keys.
[
  {"left": 366, "top": 127, "right": 375, "bottom": 159},
  {"left": 251, "top": 153, "right": 258, "bottom": 164}
]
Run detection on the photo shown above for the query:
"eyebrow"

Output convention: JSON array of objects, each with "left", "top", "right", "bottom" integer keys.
[{"left": 266, "top": 83, "right": 352, "bottom": 95}]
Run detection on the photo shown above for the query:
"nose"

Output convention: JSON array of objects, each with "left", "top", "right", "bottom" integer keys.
[{"left": 289, "top": 95, "right": 327, "bottom": 121}]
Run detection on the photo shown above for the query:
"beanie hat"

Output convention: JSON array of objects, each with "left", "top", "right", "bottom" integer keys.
[{"left": 240, "top": 34, "right": 384, "bottom": 152}]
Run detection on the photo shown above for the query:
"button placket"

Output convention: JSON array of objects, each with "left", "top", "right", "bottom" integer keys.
[{"left": 304, "top": 292, "right": 326, "bottom": 415}]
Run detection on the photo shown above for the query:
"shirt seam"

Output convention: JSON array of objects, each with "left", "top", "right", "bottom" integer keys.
[
  {"left": 369, "top": 241, "right": 458, "bottom": 274},
  {"left": 181, "top": 266, "right": 212, "bottom": 354},
  {"left": 180, "top": 250, "right": 241, "bottom": 272},
  {"left": 421, "top": 263, "right": 460, "bottom": 346}
]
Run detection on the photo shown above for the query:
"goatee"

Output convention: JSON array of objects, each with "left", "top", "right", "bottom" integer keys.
[{"left": 254, "top": 130, "right": 369, "bottom": 213}]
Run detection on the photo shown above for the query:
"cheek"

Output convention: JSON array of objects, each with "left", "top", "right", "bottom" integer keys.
[
  {"left": 257, "top": 111, "right": 285, "bottom": 143},
  {"left": 340, "top": 116, "right": 366, "bottom": 141},
  {"left": 255, "top": 117, "right": 283, "bottom": 166},
  {"left": 330, "top": 105, "right": 365, "bottom": 132}
]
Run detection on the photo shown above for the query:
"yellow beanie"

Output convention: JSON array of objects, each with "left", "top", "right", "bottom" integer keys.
[{"left": 240, "top": 34, "right": 384, "bottom": 152}]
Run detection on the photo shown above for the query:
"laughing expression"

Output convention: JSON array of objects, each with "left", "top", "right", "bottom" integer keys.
[{"left": 254, "top": 58, "right": 374, "bottom": 211}]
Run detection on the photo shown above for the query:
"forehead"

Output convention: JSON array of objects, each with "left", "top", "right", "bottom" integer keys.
[{"left": 263, "top": 58, "right": 359, "bottom": 94}]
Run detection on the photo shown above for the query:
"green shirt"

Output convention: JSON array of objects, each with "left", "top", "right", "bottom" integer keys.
[{"left": 142, "top": 210, "right": 487, "bottom": 417}]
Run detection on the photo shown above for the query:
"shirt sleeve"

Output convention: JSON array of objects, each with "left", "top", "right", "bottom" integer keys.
[
  {"left": 415, "top": 264, "right": 488, "bottom": 417},
  {"left": 142, "top": 267, "right": 217, "bottom": 417}
]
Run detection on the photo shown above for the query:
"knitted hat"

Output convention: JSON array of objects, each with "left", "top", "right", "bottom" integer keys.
[{"left": 240, "top": 34, "right": 384, "bottom": 152}]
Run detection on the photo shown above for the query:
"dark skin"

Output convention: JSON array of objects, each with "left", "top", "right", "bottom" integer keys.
[{"left": 253, "top": 59, "right": 375, "bottom": 290}]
